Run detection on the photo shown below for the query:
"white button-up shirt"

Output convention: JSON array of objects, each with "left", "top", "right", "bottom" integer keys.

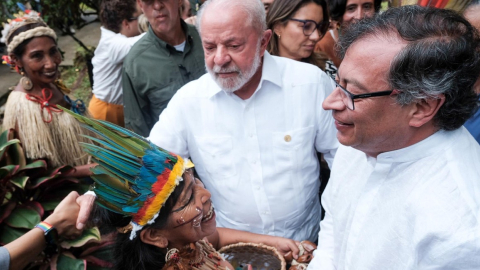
[
  {"left": 309, "top": 128, "right": 480, "bottom": 269},
  {"left": 149, "top": 52, "right": 338, "bottom": 241},
  {"left": 92, "top": 27, "right": 144, "bottom": 104}
]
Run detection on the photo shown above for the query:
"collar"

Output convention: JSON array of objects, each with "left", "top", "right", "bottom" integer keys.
[
  {"left": 374, "top": 129, "right": 459, "bottom": 163},
  {"left": 207, "top": 51, "right": 283, "bottom": 99},
  {"left": 147, "top": 20, "right": 192, "bottom": 52}
]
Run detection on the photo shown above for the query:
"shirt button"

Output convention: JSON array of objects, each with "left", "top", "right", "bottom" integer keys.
[{"left": 284, "top": 135, "right": 292, "bottom": 142}]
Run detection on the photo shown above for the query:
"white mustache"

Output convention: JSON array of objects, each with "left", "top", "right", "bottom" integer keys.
[{"left": 212, "top": 65, "right": 240, "bottom": 74}]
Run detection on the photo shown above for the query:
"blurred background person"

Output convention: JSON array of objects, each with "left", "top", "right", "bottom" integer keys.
[
  {"left": 88, "top": 0, "right": 145, "bottom": 127},
  {"left": 262, "top": 0, "right": 275, "bottom": 14},
  {"left": 314, "top": 0, "right": 381, "bottom": 69},
  {"left": 267, "top": 0, "right": 330, "bottom": 72},
  {"left": 181, "top": 0, "right": 192, "bottom": 20}
]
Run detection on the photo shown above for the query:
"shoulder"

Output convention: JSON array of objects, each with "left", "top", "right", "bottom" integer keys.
[
  {"left": 124, "top": 33, "right": 155, "bottom": 63},
  {"left": 174, "top": 73, "right": 216, "bottom": 99},
  {"left": 271, "top": 55, "right": 329, "bottom": 84}
]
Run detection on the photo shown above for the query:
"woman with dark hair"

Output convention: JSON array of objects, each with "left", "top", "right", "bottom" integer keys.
[
  {"left": 266, "top": 0, "right": 330, "bottom": 71},
  {"left": 66, "top": 112, "right": 302, "bottom": 270},
  {"left": 314, "top": 0, "right": 382, "bottom": 68},
  {"left": 1, "top": 11, "right": 93, "bottom": 177}
]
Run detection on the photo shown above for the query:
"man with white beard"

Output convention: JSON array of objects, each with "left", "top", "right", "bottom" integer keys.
[{"left": 148, "top": 0, "right": 338, "bottom": 242}]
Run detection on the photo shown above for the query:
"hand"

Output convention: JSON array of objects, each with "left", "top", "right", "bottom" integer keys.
[
  {"left": 75, "top": 192, "right": 96, "bottom": 230},
  {"left": 268, "top": 236, "right": 300, "bottom": 261},
  {"left": 44, "top": 191, "right": 83, "bottom": 238}
]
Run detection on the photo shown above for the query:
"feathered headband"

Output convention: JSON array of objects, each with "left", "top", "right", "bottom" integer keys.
[
  {"left": 61, "top": 107, "right": 194, "bottom": 240},
  {"left": 1, "top": 10, "right": 56, "bottom": 56}
]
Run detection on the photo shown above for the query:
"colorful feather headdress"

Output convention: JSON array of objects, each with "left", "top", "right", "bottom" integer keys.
[{"left": 61, "top": 108, "right": 193, "bottom": 239}]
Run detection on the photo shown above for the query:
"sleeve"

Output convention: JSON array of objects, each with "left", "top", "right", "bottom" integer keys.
[
  {"left": 122, "top": 66, "right": 153, "bottom": 137},
  {"left": 308, "top": 170, "right": 336, "bottom": 270},
  {"left": 148, "top": 89, "right": 189, "bottom": 158},
  {"left": 0, "top": 247, "right": 10, "bottom": 270},
  {"left": 315, "top": 71, "right": 339, "bottom": 168}
]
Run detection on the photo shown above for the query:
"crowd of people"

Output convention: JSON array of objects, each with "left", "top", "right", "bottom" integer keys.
[{"left": 0, "top": 0, "right": 479, "bottom": 269}]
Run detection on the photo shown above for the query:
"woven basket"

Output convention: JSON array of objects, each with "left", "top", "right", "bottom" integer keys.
[{"left": 219, "top": 242, "right": 286, "bottom": 270}]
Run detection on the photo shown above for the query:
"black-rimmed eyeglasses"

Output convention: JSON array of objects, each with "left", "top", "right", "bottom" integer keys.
[
  {"left": 288, "top": 18, "right": 328, "bottom": 37},
  {"left": 330, "top": 76, "right": 394, "bottom": 110},
  {"left": 128, "top": 16, "right": 139, "bottom": 21}
]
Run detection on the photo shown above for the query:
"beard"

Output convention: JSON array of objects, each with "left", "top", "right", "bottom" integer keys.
[{"left": 206, "top": 41, "right": 262, "bottom": 93}]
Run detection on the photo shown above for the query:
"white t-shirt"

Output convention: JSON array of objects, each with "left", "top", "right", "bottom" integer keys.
[
  {"left": 149, "top": 52, "right": 339, "bottom": 241},
  {"left": 174, "top": 40, "right": 186, "bottom": 52},
  {"left": 92, "top": 27, "right": 145, "bottom": 104}
]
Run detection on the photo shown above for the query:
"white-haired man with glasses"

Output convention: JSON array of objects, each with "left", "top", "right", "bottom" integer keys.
[{"left": 309, "top": 5, "right": 480, "bottom": 270}]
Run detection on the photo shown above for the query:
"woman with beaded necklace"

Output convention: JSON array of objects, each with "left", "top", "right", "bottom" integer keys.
[{"left": 2, "top": 11, "right": 93, "bottom": 176}]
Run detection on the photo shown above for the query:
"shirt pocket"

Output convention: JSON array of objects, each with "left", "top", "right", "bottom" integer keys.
[
  {"left": 194, "top": 136, "right": 237, "bottom": 178},
  {"left": 272, "top": 125, "right": 315, "bottom": 172}
]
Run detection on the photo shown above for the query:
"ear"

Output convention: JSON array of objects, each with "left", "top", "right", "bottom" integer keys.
[
  {"left": 140, "top": 228, "right": 169, "bottom": 248},
  {"left": 273, "top": 23, "right": 283, "bottom": 38},
  {"left": 259, "top": 29, "right": 273, "bottom": 57},
  {"left": 9, "top": 53, "right": 21, "bottom": 68},
  {"left": 408, "top": 95, "right": 446, "bottom": 128},
  {"left": 122, "top": 19, "right": 130, "bottom": 30}
]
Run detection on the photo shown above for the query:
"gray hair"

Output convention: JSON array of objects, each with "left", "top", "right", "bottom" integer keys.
[
  {"left": 196, "top": 0, "right": 266, "bottom": 35},
  {"left": 338, "top": 5, "right": 480, "bottom": 131}
]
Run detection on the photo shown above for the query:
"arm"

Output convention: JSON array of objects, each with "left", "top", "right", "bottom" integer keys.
[
  {"left": 5, "top": 191, "right": 83, "bottom": 270},
  {"left": 63, "top": 163, "right": 96, "bottom": 178},
  {"left": 207, "top": 228, "right": 300, "bottom": 259}
]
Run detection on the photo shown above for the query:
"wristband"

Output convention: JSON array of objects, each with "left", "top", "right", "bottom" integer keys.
[{"left": 35, "top": 221, "right": 58, "bottom": 255}]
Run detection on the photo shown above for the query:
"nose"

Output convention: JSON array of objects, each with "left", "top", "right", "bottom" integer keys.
[
  {"left": 353, "top": 7, "right": 363, "bottom": 20},
  {"left": 213, "top": 46, "right": 231, "bottom": 67},
  {"left": 309, "top": 28, "right": 321, "bottom": 42},
  {"left": 152, "top": 0, "right": 163, "bottom": 10},
  {"left": 199, "top": 186, "right": 211, "bottom": 204},
  {"left": 323, "top": 87, "right": 346, "bottom": 111},
  {"left": 44, "top": 55, "right": 56, "bottom": 69}
]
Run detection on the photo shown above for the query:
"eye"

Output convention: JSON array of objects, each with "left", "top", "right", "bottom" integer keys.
[
  {"left": 347, "top": 5, "right": 356, "bottom": 12},
  {"left": 31, "top": 52, "right": 42, "bottom": 59},
  {"left": 364, "top": 3, "right": 373, "bottom": 10}
]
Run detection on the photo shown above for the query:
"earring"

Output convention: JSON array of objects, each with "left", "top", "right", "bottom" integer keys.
[
  {"left": 165, "top": 247, "right": 180, "bottom": 262},
  {"left": 278, "top": 34, "right": 281, "bottom": 39},
  {"left": 19, "top": 68, "right": 33, "bottom": 91}
]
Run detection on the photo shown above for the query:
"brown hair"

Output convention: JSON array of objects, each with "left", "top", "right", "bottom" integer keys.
[
  {"left": 266, "top": 0, "right": 329, "bottom": 70},
  {"left": 99, "top": 0, "right": 138, "bottom": 33}
]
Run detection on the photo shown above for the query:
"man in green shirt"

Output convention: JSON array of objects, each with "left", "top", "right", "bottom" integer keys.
[{"left": 122, "top": 0, "right": 205, "bottom": 136}]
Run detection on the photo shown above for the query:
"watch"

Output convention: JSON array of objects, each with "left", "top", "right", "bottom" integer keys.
[{"left": 35, "top": 221, "right": 59, "bottom": 255}]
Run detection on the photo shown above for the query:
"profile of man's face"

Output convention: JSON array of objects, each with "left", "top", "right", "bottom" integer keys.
[
  {"left": 138, "top": 0, "right": 181, "bottom": 36},
  {"left": 322, "top": 37, "right": 411, "bottom": 156}
]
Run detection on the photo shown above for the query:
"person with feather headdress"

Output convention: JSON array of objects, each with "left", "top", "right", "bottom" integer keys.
[{"left": 61, "top": 108, "right": 302, "bottom": 270}]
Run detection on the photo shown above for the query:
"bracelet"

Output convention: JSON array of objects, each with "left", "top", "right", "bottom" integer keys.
[{"left": 34, "top": 221, "right": 58, "bottom": 255}]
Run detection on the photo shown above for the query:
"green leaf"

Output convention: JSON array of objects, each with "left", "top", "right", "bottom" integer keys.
[
  {"left": 60, "top": 227, "right": 101, "bottom": 249},
  {"left": 40, "top": 200, "right": 61, "bottom": 211},
  {"left": 10, "top": 176, "right": 29, "bottom": 189},
  {"left": 0, "top": 224, "right": 28, "bottom": 245},
  {"left": 4, "top": 207, "right": 41, "bottom": 229},
  {"left": 20, "top": 160, "right": 47, "bottom": 171},
  {"left": 0, "top": 165, "right": 20, "bottom": 178},
  {"left": 0, "top": 202, "right": 17, "bottom": 223},
  {"left": 56, "top": 253, "right": 86, "bottom": 270}
]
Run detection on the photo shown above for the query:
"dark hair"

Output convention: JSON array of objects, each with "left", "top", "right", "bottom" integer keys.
[
  {"left": 96, "top": 179, "right": 186, "bottom": 270},
  {"left": 99, "top": 0, "right": 138, "bottom": 33},
  {"left": 266, "top": 0, "right": 329, "bottom": 69},
  {"left": 338, "top": 5, "right": 480, "bottom": 131},
  {"left": 328, "top": 0, "right": 382, "bottom": 22}
]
